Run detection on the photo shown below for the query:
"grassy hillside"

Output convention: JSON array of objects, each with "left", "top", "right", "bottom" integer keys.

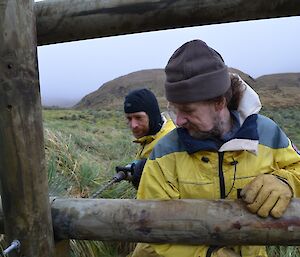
[
  {"left": 74, "top": 69, "right": 167, "bottom": 111},
  {"left": 256, "top": 73, "right": 300, "bottom": 108},
  {"left": 42, "top": 106, "right": 300, "bottom": 257},
  {"left": 74, "top": 69, "right": 300, "bottom": 111},
  {"left": 73, "top": 68, "right": 260, "bottom": 111}
]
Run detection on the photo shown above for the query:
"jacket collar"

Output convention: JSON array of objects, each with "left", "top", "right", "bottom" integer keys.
[
  {"left": 134, "top": 135, "right": 155, "bottom": 145},
  {"left": 177, "top": 113, "right": 258, "bottom": 154},
  {"left": 133, "top": 115, "right": 172, "bottom": 145},
  {"left": 234, "top": 73, "right": 262, "bottom": 123}
]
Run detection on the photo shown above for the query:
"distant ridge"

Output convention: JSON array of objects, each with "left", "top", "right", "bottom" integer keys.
[
  {"left": 255, "top": 73, "right": 300, "bottom": 107},
  {"left": 74, "top": 69, "right": 167, "bottom": 110},
  {"left": 74, "top": 69, "right": 300, "bottom": 110}
]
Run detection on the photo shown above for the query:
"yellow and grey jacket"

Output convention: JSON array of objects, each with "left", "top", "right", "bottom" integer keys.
[
  {"left": 133, "top": 81, "right": 300, "bottom": 257},
  {"left": 133, "top": 113, "right": 176, "bottom": 159},
  {"left": 135, "top": 113, "right": 300, "bottom": 257}
]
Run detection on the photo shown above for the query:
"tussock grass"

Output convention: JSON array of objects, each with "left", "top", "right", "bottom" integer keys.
[
  {"left": 261, "top": 106, "right": 300, "bottom": 147},
  {"left": 45, "top": 128, "right": 99, "bottom": 197},
  {"left": 267, "top": 246, "right": 300, "bottom": 257},
  {"left": 44, "top": 109, "right": 137, "bottom": 256}
]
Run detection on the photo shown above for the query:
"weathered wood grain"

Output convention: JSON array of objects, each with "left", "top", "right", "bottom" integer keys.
[
  {"left": 35, "top": 0, "right": 300, "bottom": 46},
  {"left": 0, "top": 1, "right": 54, "bottom": 256}
]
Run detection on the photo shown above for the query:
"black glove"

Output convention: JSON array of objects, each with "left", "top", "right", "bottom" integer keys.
[
  {"left": 131, "top": 158, "right": 147, "bottom": 189},
  {"left": 115, "top": 158, "right": 147, "bottom": 189}
]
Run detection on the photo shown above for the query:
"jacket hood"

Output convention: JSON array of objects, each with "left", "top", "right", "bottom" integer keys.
[{"left": 234, "top": 73, "right": 262, "bottom": 124}]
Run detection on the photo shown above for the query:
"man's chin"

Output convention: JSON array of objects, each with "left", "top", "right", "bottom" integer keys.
[
  {"left": 133, "top": 132, "right": 143, "bottom": 139},
  {"left": 189, "top": 131, "right": 211, "bottom": 140},
  {"left": 188, "top": 129, "right": 219, "bottom": 140}
]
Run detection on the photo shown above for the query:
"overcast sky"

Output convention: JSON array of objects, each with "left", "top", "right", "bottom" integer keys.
[{"left": 37, "top": 16, "right": 300, "bottom": 107}]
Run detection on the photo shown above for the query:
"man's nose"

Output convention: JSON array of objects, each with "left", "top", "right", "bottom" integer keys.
[{"left": 130, "top": 119, "right": 139, "bottom": 128}]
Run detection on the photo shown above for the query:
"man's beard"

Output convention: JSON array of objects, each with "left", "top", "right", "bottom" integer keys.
[{"left": 188, "top": 119, "right": 223, "bottom": 140}]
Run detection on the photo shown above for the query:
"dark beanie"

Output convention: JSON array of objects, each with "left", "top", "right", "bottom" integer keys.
[
  {"left": 165, "top": 40, "right": 231, "bottom": 103},
  {"left": 124, "top": 88, "right": 163, "bottom": 136}
]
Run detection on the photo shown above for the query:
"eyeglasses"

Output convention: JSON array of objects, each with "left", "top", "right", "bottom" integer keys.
[
  {"left": 167, "top": 103, "right": 178, "bottom": 125},
  {"left": 167, "top": 103, "right": 196, "bottom": 116}
]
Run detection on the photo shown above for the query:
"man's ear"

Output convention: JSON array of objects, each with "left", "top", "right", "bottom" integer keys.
[{"left": 214, "top": 97, "right": 226, "bottom": 111}]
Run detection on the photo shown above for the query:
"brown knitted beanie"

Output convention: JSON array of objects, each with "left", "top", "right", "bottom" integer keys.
[{"left": 165, "top": 40, "right": 231, "bottom": 103}]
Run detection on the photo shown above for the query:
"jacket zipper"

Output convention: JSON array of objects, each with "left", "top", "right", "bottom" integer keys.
[
  {"left": 218, "top": 152, "right": 226, "bottom": 199},
  {"left": 138, "top": 143, "right": 146, "bottom": 157},
  {"left": 206, "top": 152, "right": 226, "bottom": 257}
]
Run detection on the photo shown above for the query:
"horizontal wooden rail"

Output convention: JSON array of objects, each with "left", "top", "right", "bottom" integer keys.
[
  {"left": 2, "top": 198, "right": 300, "bottom": 245},
  {"left": 35, "top": 0, "right": 300, "bottom": 45}
]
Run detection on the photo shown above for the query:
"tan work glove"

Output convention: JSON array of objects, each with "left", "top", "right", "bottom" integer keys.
[
  {"left": 216, "top": 247, "right": 240, "bottom": 257},
  {"left": 240, "top": 174, "right": 293, "bottom": 218}
]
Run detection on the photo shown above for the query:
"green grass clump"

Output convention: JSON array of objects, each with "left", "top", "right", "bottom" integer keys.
[
  {"left": 261, "top": 106, "right": 300, "bottom": 146},
  {"left": 267, "top": 246, "right": 300, "bottom": 257},
  {"left": 43, "top": 108, "right": 137, "bottom": 256}
]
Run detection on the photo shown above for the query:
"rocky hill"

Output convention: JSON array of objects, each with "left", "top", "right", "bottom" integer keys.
[
  {"left": 255, "top": 73, "right": 300, "bottom": 107},
  {"left": 74, "top": 69, "right": 167, "bottom": 111},
  {"left": 74, "top": 69, "right": 300, "bottom": 110}
]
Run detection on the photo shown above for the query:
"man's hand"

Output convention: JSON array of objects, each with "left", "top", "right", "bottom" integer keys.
[
  {"left": 240, "top": 174, "right": 292, "bottom": 218},
  {"left": 216, "top": 247, "right": 240, "bottom": 257},
  {"left": 115, "top": 159, "right": 147, "bottom": 189},
  {"left": 131, "top": 158, "right": 147, "bottom": 189}
]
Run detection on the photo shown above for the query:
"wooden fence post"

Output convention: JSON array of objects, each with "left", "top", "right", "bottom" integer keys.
[
  {"left": 0, "top": 0, "right": 55, "bottom": 256},
  {"left": 55, "top": 240, "right": 70, "bottom": 257}
]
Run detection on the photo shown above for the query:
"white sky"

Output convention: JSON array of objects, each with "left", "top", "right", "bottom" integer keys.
[{"left": 37, "top": 16, "right": 300, "bottom": 106}]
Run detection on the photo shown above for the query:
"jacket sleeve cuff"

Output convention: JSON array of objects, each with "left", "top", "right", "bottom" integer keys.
[{"left": 273, "top": 175, "right": 294, "bottom": 197}]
